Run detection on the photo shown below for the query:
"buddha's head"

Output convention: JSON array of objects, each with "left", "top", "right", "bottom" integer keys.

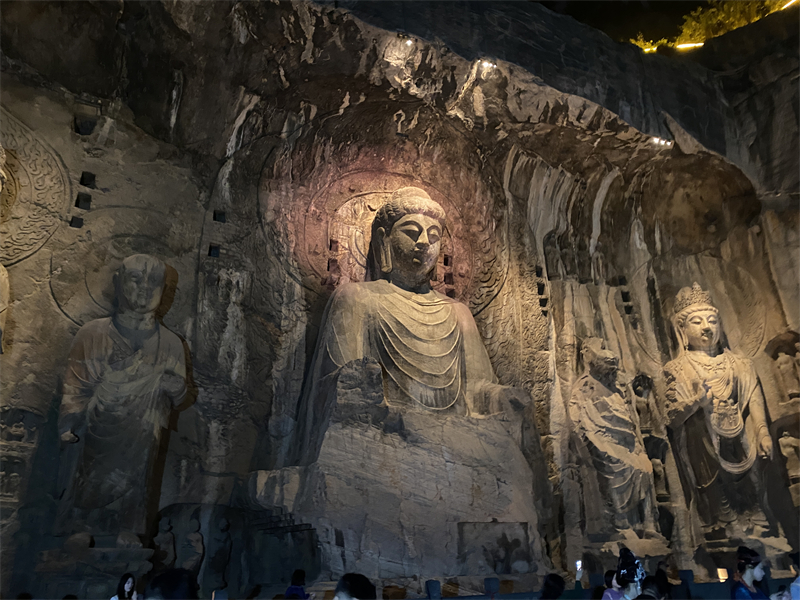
[
  {"left": 370, "top": 187, "right": 446, "bottom": 290},
  {"left": 673, "top": 283, "right": 722, "bottom": 352},
  {"left": 114, "top": 254, "right": 166, "bottom": 315}
]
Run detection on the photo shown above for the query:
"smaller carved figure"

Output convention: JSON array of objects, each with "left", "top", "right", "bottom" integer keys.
[
  {"left": 153, "top": 517, "right": 176, "bottom": 572},
  {"left": 651, "top": 458, "right": 670, "bottom": 502},
  {"left": 568, "top": 337, "right": 659, "bottom": 537},
  {"left": 775, "top": 352, "right": 800, "bottom": 399},
  {"left": 5, "top": 421, "right": 26, "bottom": 442},
  {"left": 5, "top": 472, "right": 21, "bottom": 499},
  {"left": 206, "top": 516, "right": 233, "bottom": 591},
  {"left": 778, "top": 432, "right": 800, "bottom": 507},
  {"left": 179, "top": 518, "right": 205, "bottom": 575}
]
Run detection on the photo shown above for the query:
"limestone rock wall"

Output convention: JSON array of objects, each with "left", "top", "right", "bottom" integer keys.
[{"left": 0, "top": 0, "right": 797, "bottom": 594}]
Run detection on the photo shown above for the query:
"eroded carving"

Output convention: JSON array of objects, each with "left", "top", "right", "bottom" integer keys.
[
  {"left": 568, "top": 338, "right": 659, "bottom": 537},
  {"left": 153, "top": 517, "right": 177, "bottom": 572},
  {"left": 778, "top": 432, "right": 800, "bottom": 507},
  {"left": 56, "top": 254, "right": 188, "bottom": 536},
  {"left": 664, "top": 283, "right": 774, "bottom": 534}
]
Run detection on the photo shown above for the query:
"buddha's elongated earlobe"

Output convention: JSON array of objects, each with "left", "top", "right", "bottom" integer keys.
[{"left": 377, "top": 227, "right": 392, "bottom": 274}]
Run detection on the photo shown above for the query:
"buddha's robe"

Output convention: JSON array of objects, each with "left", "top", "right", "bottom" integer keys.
[
  {"left": 664, "top": 349, "right": 767, "bottom": 526},
  {"left": 57, "top": 317, "right": 186, "bottom": 535},
  {"left": 568, "top": 374, "right": 655, "bottom": 525},
  {"left": 296, "top": 280, "right": 497, "bottom": 463}
]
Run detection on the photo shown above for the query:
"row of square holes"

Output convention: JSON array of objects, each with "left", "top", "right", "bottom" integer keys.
[
  {"left": 68, "top": 172, "right": 97, "bottom": 229},
  {"left": 207, "top": 211, "right": 227, "bottom": 257}
]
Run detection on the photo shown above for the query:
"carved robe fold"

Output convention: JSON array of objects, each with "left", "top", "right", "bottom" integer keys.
[
  {"left": 568, "top": 375, "right": 655, "bottom": 526},
  {"left": 295, "top": 280, "right": 496, "bottom": 464},
  {"left": 57, "top": 317, "right": 186, "bottom": 535}
]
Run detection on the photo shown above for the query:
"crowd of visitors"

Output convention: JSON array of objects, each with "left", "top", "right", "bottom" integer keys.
[{"left": 12, "top": 545, "right": 800, "bottom": 600}]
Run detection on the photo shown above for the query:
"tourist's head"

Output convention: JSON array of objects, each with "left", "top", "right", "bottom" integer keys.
[
  {"left": 673, "top": 283, "right": 721, "bottom": 352},
  {"left": 117, "top": 573, "right": 136, "bottom": 599},
  {"left": 539, "top": 573, "right": 565, "bottom": 599},
  {"left": 116, "top": 254, "right": 166, "bottom": 315},
  {"left": 333, "top": 573, "right": 377, "bottom": 600},
  {"left": 604, "top": 570, "right": 616, "bottom": 589},
  {"left": 737, "top": 546, "right": 765, "bottom": 581},
  {"left": 371, "top": 187, "right": 446, "bottom": 285},
  {"left": 616, "top": 547, "right": 645, "bottom": 597},
  {"left": 291, "top": 569, "right": 306, "bottom": 587}
]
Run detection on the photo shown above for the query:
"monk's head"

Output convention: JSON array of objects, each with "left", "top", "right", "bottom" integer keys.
[
  {"left": 115, "top": 254, "right": 166, "bottom": 315},
  {"left": 370, "top": 187, "right": 446, "bottom": 289}
]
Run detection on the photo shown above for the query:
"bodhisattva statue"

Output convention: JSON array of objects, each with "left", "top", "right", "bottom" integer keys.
[
  {"left": 664, "top": 283, "right": 773, "bottom": 533},
  {"left": 568, "top": 338, "right": 659, "bottom": 537},
  {"left": 57, "top": 254, "right": 187, "bottom": 537},
  {"left": 296, "top": 187, "right": 527, "bottom": 463}
]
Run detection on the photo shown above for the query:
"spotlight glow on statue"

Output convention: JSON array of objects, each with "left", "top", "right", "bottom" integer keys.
[
  {"left": 295, "top": 187, "right": 526, "bottom": 464},
  {"left": 57, "top": 254, "right": 187, "bottom": 536}
]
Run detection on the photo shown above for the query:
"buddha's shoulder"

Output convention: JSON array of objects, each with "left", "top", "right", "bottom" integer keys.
[{"left": 328, "top": 281, "right": 382, "bottom": 307}]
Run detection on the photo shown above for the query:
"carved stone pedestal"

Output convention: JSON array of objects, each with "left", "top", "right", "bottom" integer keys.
[{"left": 34, "top": 539, "right": 153, "bottom": 599}]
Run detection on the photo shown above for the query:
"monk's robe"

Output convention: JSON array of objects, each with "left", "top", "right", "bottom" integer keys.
[
  {"left": 296, "top": 280, "right": 497, "bottom": 464},
  {"left": 57, "top": 317, "right": 186, "bottom": 535},
  {"left": 568, "top": 373, "right": 656, "bottom": 529}
]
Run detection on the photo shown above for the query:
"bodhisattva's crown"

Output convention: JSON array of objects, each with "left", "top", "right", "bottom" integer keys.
[{"left": 674, "top": 282, "right": 714, "bottom": 315}]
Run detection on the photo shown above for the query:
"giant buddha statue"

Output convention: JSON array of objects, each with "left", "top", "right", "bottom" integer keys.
[
  {"left": 664, "top": 283, "right": 774, "bottom": 534},
  {"left": 295, "top": 187, "right": 523, "bottom": 464}
]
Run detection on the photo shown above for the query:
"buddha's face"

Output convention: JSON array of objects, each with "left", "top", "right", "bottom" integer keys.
[
  {"left": 119, "top": 263, "right": 164, "bottom": 314},
  {"left": 682, "top": 308, "right": 720, "bottom": 350},
  {"left": 387, "top": 213, "right": 442, "bottom": 281}
]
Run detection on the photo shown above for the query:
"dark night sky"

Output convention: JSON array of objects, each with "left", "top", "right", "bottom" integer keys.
[{"left": 536, "top": 1, "right": 710, "bottom": 42}]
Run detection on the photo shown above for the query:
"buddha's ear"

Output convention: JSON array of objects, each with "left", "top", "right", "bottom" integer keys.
[{"left": 376, "top": 227, "right": 392, "bottom": 274}]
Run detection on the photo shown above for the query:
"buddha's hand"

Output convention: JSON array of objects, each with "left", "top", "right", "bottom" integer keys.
[
  {"left": 160, "top": 370, "right": 186, "bottom": 400},
  {"left": 471, "top": 381, "right": 530, "bottom": 416},
  {"left": 695, "top": 380, "right": 713, "bottom": 407},
  {"left": 759, "top": 435, "right": 773, "bottom": 459},
  {"left": 60, "top": 430, "right": 79, "bottom": 443}
]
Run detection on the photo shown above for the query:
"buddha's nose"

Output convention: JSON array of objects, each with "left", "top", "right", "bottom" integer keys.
[{"left": 416, "top": 231, "right": 430, "bottom": 247}]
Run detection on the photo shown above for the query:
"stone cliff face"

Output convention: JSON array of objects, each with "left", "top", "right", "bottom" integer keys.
[{"left": 0, "top": 0, "right": 797, "bottom": 595}]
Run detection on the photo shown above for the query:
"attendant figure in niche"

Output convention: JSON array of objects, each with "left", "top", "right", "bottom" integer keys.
[
  {"left": 153, "top": 517, "right": 177, "bottom": 573},
  {"left": 56, "top": 254, "right": 187, "bottom": 537},
  {"left": 179, "top": 517, "right": 205, "bottom": 575},
  {"left": 664, "top": 283, "right": 774, "bottom": 534},
  {"left": 296, "top": 187, "right": 531, "bottom": 464},
  {"left": 775, "top": 352, "right": 800, "bottom": 399},
  {"left": 569, "top": 337, "right": 659, "bottom": 537},
  {"left": 110, "top": 573, "right": 138, "bottom": 600}
]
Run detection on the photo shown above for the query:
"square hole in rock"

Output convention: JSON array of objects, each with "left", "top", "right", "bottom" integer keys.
[
  {"left": 329, "top": 239, "right": 339, "bottom": 252},
  {"left": 79, "top": 171, "right": 96, "bottom": 188},
  {"left": 208, "top": 245, "right": 220, "bottom": 258},
  {"left": 74, "top": 192, "right": 92, "bottom": 210},
  {"left": 539, "top": 297, "right": 548, "bottom": 307},
  {"left": 446, "top": 288, "right": 456, "bottom": 298},
  {"left": 535, "top": 265, "right": 543, "bottom": 277},
  {"left": 537, "top": 282, "right": 545, "bottom": 295},
  {"left": 444, "top": 273, "right": 454, "bottom": 285},
  {"left": 443, "top": 254, "right": 453, "bottom": 267},
  {"left": 74, "top": 116, "right": 97, "bottom": 136},
  {"left": 621, "top": 290, "right": 631, "bottom": 302},
  {"left": 69, "top": 216, "right": 84, "bottom": 228},
  {"left": 213, "top": 210, "right": 226, "bottom": 223},
  {"left": 624, "top": 305, "right": 633, "bottom": 314}
]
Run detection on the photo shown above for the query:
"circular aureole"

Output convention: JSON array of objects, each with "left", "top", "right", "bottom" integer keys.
[
  {"left": 629, "top": 252, "right": 766, "bottom": 361},
  {"left": 1, "top": 107, "right": 71, "bottom": 265},
  {"left": 300, "top": 171, "right": 474, "bottom": 302}
]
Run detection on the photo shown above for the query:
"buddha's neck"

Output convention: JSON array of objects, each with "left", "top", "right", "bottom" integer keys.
[
  {"left": 115, "top": 309, "right": 156, "bottom": 331},
  {"left": 688, "top": 346, "right": 720, "bottom": 358},
  {"left": 388, "top": 273, "right": 431, "bottom": 294}
]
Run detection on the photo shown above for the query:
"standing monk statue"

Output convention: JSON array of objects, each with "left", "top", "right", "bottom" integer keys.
[
  {"left": 296, "top": 187, "right": 528, "bottom": 464},
  {"left": 57, "top": 254, "right": 187, "bottom": 537},
  {"left": 664, "top": 283, "right": 774, "bottom": 534}
]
